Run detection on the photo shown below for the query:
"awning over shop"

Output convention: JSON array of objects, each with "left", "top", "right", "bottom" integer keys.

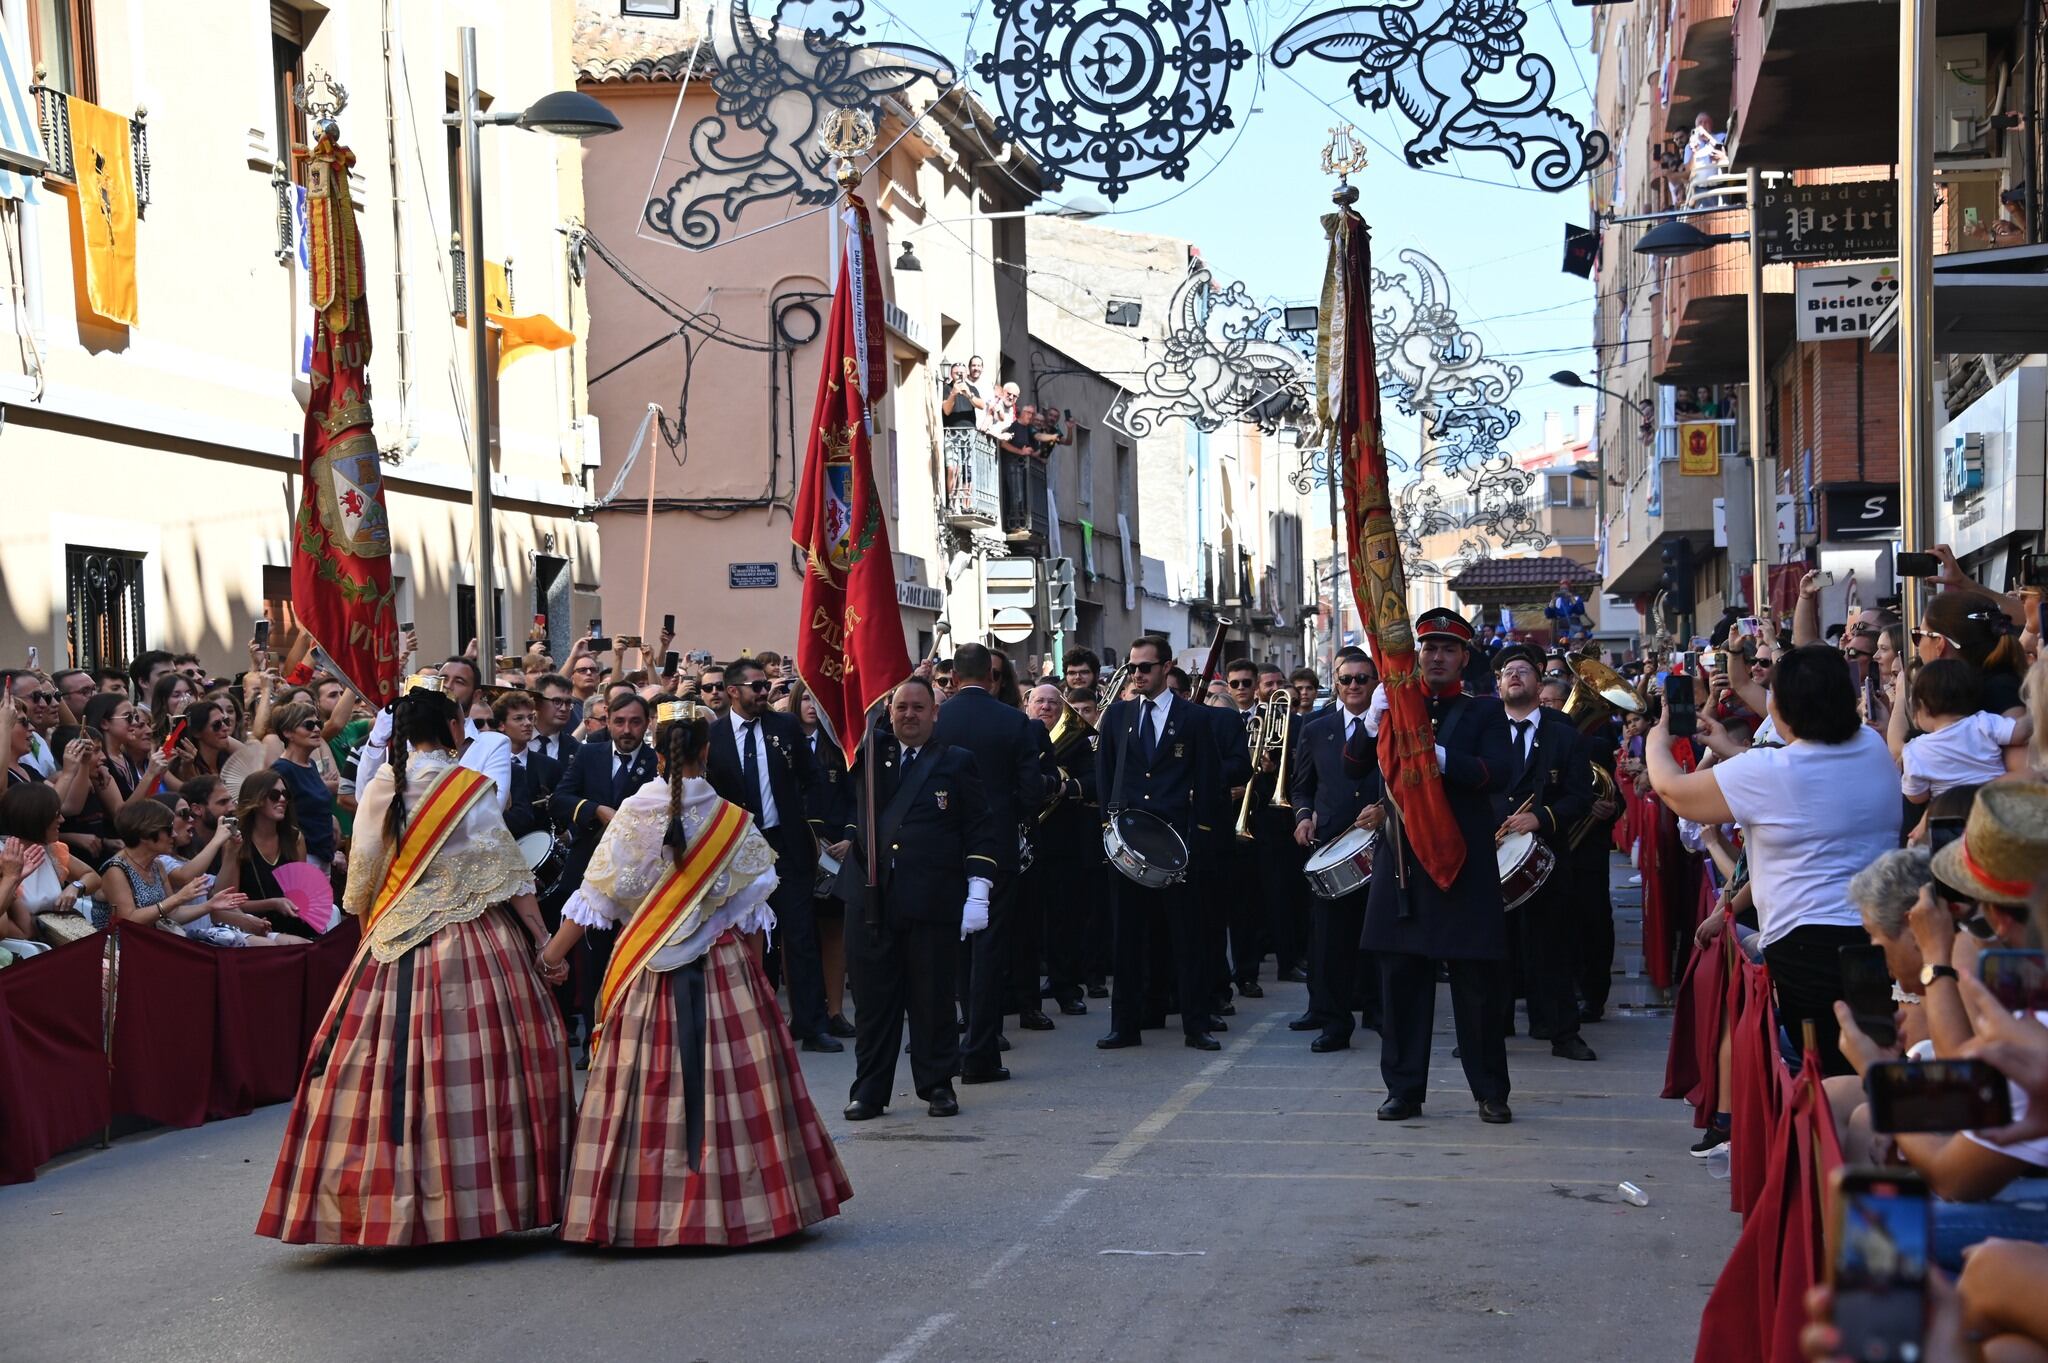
[{"left": 1869, "top": 243, "right": 2048, "bottom": 356}]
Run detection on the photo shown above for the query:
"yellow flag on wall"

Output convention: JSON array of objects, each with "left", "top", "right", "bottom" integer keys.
[
  {"left": 67, "top": 96, "right": 137, "bottom": 326},
  {"left": 1678, "top": 422, "right": 1721, "bottom": 477},
  {"left": 482, "top": 260, "right": 573, "bottom": 374}
]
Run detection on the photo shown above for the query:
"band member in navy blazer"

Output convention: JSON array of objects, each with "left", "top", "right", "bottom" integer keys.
[
  {"left": 1288, "top": 647, "right": 1384, "bottom": 1052},
  {"left": 1094, "top": 635, "right": 1245, "bottom": 1051},
  {"left": 795, "top": 680, "right": 856, "bottom": 1037},
  {"left": 704, "top": 657, "right": 834, "bottom": 1050},
  {"left": 1361, "top": 610, "right": 1517, "bottom": 1125},
  {"left": 932, "top": 644, "right": 1052, "bottom": 1082},
  {"left": 496, "top": 689, "right": 559, "bottom": 842},
  {"left": 547, "top": 691, "right": 659, "bottom": 1023},
  {"left": 836, "top": 678, "right": 1001, "bottom": 1121}
]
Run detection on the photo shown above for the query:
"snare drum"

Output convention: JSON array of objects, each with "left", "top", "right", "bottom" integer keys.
[
  {"left": 1304, "top": 826, "right": 1377, "bottom": 900},
  {"left": 1102, "top": 809, "right": 1190, "bottom": 888},
  {"left": 517, "top": 830, "right": 568, "bottom": 897},
  {"left": 1495, "top": 831, "right": 1556, "bottom": 911}
]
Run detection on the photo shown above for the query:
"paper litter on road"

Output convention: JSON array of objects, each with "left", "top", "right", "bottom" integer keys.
[{"left": 1097, "top": 1249, "right": 1207, "bottom": 1257}]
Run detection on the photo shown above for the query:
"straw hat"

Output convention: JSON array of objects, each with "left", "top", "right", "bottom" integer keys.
[{"left": 1930, "top": 780, "right": 2048, "bottom": 906}]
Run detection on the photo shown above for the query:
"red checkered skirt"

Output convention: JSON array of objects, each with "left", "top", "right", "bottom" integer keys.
[
  {"left": 560, "top": 927, "right": 852, "bottom": 1247},
  {"left": 255, "top": 907, "right": 572, "bottom": 1245}
]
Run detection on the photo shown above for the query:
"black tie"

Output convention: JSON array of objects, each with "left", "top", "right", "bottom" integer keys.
[
  {"left": 1510, "top": 718, "right": 1531, "bottom": 784},
  {"left": 740, "top": 721, "right": 761, "bottom": 816},
  {"left": 1138, "top": 699, "right": 1157, "bottom": 762},
  {"left": 901, "top": 746, "right": 918, "bottom": 777},
  {"left": 612, "top": 751, "right": 631, "bottom": 803}
]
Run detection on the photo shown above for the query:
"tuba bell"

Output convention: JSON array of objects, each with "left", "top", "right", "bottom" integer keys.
[
  {"left": 1038, "top": 689, "right": 1097, "bottom": 823},
  {"left": 1562, "top": 649, "right": 1641, "bottom": 850}
]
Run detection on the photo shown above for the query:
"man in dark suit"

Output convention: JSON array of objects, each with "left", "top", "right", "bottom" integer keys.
[
  {"left": 1096, "top": 634, "right": 1245, "bottom": 1051},
  {"left": 837, "top": 677, "right": 1001, "bottom": 1120},
  {"left": 1289, "top": 646, "right": 1383, "bottom": 1053},
  {"left": 1363, "top": 609, "right": 1517, "bottom": 1124},
  {"left": 1028, "top": 682, "right": 1099, "bottom": 1016},
  {"left": 705, "top": 657, "right": 836, "bottom": 1051},
  {"left": 527, "top": 673, "right": 583, "bottom": 767},
  {"left": 547, "top": 691, "right": 658, "bottom": 1026},
  {"left": 1493, "top": 645, "right": 1597, "bottom": 1062},
  {"left": 496, "top": 690, "right": 558, "bottom": 841},
  {"left": 1540, "top": 671, "right": 1625, "bottom": 1024},
  {"left": 800, "top": 698, "right": 856, "bottom": 1038},
  {"left": 932, "top": 643, "right": 1051, "bottom": 1082}
]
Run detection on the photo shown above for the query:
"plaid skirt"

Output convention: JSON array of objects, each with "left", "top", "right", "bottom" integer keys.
[
  {"left": 560, "top": 928, "right": 852, "bottom": 1247},
  {"left": 255, "top": 907, "right": 571, "bottom": 1246}
]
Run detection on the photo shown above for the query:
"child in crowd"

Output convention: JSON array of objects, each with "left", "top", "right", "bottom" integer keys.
[{"left": 1901, "top": 659, "right": 2032, "bottom": 836}]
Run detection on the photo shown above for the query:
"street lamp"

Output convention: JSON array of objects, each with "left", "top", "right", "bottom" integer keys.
[
  {"left": 1632, "top": 167, "right": 1771, "bottom": 623},
  {"left": 1548, "top": 370, "right": 1650, "bottom": 606},
  {"left": 447, "top": 28, "right": 620, "bottom": 682}
]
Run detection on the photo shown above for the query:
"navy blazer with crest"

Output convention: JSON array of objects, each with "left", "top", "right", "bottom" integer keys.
[
  {"left": 930, "top": 684, "right": 1050, "bottom": 879},
  {"left": 1289, "top": 705, "right": 1384, "bottom": 846},
  {"left": 547, "top": 739, "right": 659, "bottom": 902},
  {"left": 505, "top": 749, "right": 559, "bottom": 840},
  {"left": 704, "top": 708, "right": 820, "bottom": 838},
  {"left": 1494, "top": 704, "right": 1594, "bottom": 850},
  {"left": 836, "top": 733, "right": 1001, "bottom": 928},
  {"left": 1094, "top": 689, "right": 1245, "bottom": 841}
]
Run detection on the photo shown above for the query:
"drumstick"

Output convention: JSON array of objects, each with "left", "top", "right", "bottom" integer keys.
[{"left": 1496, "top": 793, "right": 1536, "bottom": 845}]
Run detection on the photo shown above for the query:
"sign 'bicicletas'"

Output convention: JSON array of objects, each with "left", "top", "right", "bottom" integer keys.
[{"left": 1794, "top": 261, "right": 1900, "bottom": 342}]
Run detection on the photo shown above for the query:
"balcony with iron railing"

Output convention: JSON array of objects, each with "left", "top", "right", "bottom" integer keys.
[
  {"left": 942, "top": 428, "right": 1000, "bottom": 529},
  {"left": 30, "top": 77, "right": 149, "bottom": 208},
  {"left": 1000, "top": 450, "right": 1049, "bottom": 544}
]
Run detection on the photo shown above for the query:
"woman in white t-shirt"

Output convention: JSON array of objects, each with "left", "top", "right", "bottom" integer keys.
[
  {"left": 1900, "top": 659, "right": 2032, "bottom": 830},
  {"left": 1648, "top": 644, "right": 1902, "bottom": 1077}
]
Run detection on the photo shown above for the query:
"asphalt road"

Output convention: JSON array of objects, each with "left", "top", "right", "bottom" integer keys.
[{"left": 1, "top": 862, "right": 1734, "bottom": 1363}]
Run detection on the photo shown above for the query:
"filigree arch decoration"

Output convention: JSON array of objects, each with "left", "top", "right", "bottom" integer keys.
[
  {"left": 640, "top": 0, "right": 956, "bottom": 252},
  {"left": 1104, "top": 255, "right": 1314, "bottom": 439},
  {"left": 971, "top": 0, "right": 1253, "bottom": 204},
  {"left": 1271, "top": 0, "right": 1609, "bottom": 193}
]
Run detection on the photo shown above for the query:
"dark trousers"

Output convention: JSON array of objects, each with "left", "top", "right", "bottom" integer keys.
[
  {"left": 1037, "top": 851, "right": 1090, "bottom": 1007},
  {"left": 763, "top": 823, "right": 828, "bottom": 1041},
  {"left": 848, "top": 911, "right": 959, "bottom": 1106},
  {"left": 1763, "top": 923, "right": 1867, "bottom": 1078},
  {"left": 1011, "top": 858, "right": 1049, "bottom": 1011},
  {"left": 1307, "top": 888, "right": 1373, "bottom": 1038},
  {"left": 1379, "top": 951, "right": 1511, "bottom": 1104},
  {"left": 1515, "top": 868, "right": 1582, "bottom": 1042},
  {"left": 1111, "top": 876, "right": 1209, "bottom": 1040},
  {"left": 1256, "top": 813, "right": 1310, "bottom": 974},
  {"left": 1571, "top": 841, "right": 1616, "bottom": 1013},
  {"left": 960, "top": 876, "right": 1018, "bottom": 1073},
  {"left": 1210, "top": 838, "right": 1256, "bottom": 996}
]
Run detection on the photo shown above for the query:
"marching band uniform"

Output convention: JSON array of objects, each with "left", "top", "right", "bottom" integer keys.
[
  {"left": 706, "top": 706, "right": 833, "bottom": 1048},
  {"left": 506, "top": 746, "right": 559, "bottom": 841},
  {"left": 1250, "top": 720, "right": 1309, "bottom": 993},
  {"left": 258, "top": 704, "right": 570, "bottom": 1245},
  {"left": 1034, "top": 723, "right": 1102, "bottom": 1015},
  {"left": 1096, "top": 679, "right": 1244, "bottom": 1050},
  {"left": 931, "top": 679, "right": 1051, "bottom": 1079},
  {"left": 1491, "top": 645, "right": 1597, "bottom": 1061},
  {"left": 1363, "top": 610, "right": 1516, "bottom": 1122},
  {"left": 555, "top": 769, "right": 851, "bottom": 1246},
  {"left": 1288, "top": 696, "right": 1383, "bottom": 1050},
  {"left": 838, "top": 728, "right": 1001, "bottom": 1116},
  {"left": 1571, "top": 717, "right": 1624, "bottom": 1021},
  {"left": 1219, "top": 697, "right": 1269, "bottom": 999},
  {"left": 1007, "top": 724, "right": 1063, "bottom": 1025}
]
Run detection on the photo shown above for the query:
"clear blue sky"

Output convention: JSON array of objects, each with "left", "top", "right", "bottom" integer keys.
[{"left": 874, "top": 0, "right": 1605, "bottom": 469}]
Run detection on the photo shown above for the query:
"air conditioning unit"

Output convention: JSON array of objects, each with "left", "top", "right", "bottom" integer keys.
[{"left": 1935, "top": 34, "right": 1990, "bottom": 157}]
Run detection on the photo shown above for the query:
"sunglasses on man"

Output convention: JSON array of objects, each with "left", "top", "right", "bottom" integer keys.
[{"left": 1335, "top": 672, "right": 1372, "bottom": 686}]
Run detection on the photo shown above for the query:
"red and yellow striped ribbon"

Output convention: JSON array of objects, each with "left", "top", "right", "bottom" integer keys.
[
  {"left": 594, "top": 798, "right": 753, "bottom": 1031},
  {"left": 362, "top": 766, "right": 496, "bottom": 936}
]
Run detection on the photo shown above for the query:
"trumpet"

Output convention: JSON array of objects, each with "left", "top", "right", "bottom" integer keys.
[
  {"left": 1234, "top": 692, "right": 1293, "bottom": 841},
  {"left": 1037, "top": 689, "right": 1097, "bottom": 823}
]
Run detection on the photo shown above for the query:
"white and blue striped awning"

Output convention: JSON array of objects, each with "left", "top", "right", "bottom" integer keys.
[{"left": 0, "top": 21, "right": 46, "bottom": 201}]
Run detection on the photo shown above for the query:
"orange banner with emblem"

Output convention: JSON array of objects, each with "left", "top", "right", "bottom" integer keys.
[
  {"left": 594, "top": 798, "right": 754, "bottom": 1037},
  {"left": 1678, "top": 422, "right": 1721, "bottom": 477},
  {"left": 66, "top": 95, "right": 137, "bottom": 325},
  {"left": 361, "top": 766, "right": 497, "bottom": 936}
]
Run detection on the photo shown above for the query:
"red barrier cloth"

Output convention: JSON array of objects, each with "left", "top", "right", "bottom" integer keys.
[
  {"left": 0, "top": 936, "right": 111, "bottom": 1185},
  {"left": 1639, "top": 795, "right": 1675, "bottom": 988},
  {"left": 109, "top": 925, "right": 218, "bottom": 1127},
  {"left": 1663, "top": 921, "right": 1733, "bottom": 1126},
  {"left": 1729, "top": 959, "right": 1786, "bottom": 1214},
  {"left": 211, "top": 942, "right": 318, "bottom": 1116}
]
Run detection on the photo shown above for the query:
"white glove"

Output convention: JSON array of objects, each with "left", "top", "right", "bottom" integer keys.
[
  {"left": 960, "top": 876, "right": 992, "bottom": 940},
  {"left": 1432, "top": 744, "right": 1447, "bottom": 770},
  {"left": 1363, "top": 683, "right": 1390, "bottom": 738}
]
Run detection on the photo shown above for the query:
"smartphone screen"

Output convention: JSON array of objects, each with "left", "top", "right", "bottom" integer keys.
[
  {"left": 589, "top": 618, "right": 602, "bottom": 637},
  {"left": 663, "top": 613, "right": 676, "bottom": 635},
  {"left": 1832, "top": 1170, "right": 1929, "bottom": 1363},
  {"left": 1896, "top": 552, "right": 1941, "bottom": 579},
  {"left": 1663, "top": 671, "right": 1697, "bottom": 738},
  {"left": 1979, "top": 949, "right": 2048, "bottom": 1013},
  {"left": 253, "top": 619, "right": 271, "bottom": 648},
  {"left": 1839, "top": 945, "right": 1900, "bottom": 1049},
  {"left": 663, "top": 650, "right": 680, "bottom": 677},
  {"left": 1866, "top": 1059, "right": 2012, "bottom": 1133}
]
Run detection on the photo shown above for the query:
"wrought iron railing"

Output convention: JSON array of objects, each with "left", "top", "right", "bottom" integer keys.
[
  {"left": 65, "top": 546, "right": 147, "bottom": 674},
  {"left": 1001, "top": 451, "right": 1049, "bottom": 542},
  {"left": 942, "top": 428, "right": 999, "bottom": 526}
]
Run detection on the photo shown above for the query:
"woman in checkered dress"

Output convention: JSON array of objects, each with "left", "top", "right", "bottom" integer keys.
[
  {"left": 257, "top": 685, "right": 571, "bottom": 1246},
  {"left": 537, "top": 707, "right": 851, "bottom": 1246}
]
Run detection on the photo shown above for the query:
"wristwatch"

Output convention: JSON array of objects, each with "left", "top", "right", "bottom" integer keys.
[{"left": 1920, "top": 963, "right": 1960, "bottom": 988}]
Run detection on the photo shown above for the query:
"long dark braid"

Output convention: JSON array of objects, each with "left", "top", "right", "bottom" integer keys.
[
  {"left": 381, "top": 689, "right": 462, "bottom": 847},
  {"left": 657, "top": 713, "right": 712, "bottom": 870}
]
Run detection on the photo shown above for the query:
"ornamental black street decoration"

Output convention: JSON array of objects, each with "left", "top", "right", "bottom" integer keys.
[
  {"left": 1103, "top": 254, "right": 1313, "bottom": 438},
  {"left": 1271, "top": 0, "right": 1609, "bottom": 193},
  {"left": 641, "top": 1, "right": 956, "bottom": 252},
  {"left": 972, "top": 0, "right": 1252, "bottom": 202}
]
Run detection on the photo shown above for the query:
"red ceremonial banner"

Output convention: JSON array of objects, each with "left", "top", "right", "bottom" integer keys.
[
  {"left": 791, "top": 193, "right": 912, "bottom": 746},
  {"left": 290, "top": 128, "right": 399, "bottom": 707},
  {"left": 1322, "top": 205, "right": 1463, "bottom": 891}
]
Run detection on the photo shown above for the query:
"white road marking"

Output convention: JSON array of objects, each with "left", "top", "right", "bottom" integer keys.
[
  {"left": 1083, "top": 1015, "right": 1284, "bottom": 1180},
  {"left": 874, "top": 1311, "right": 958, "bottom": 1363}
]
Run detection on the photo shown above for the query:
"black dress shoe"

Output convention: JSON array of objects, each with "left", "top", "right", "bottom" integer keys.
[
  {"left": 926, "top": 1088, "right": 960, "bottom": 1117},
  {"left": 825, "top": 1013, "right": 858, "bottom": 1038},
  {"left": 1551, "top": 1036, "right": 1598, "bottom": 1062},
  {"left": 802, "top": 1034, "right": 845, "bottom": 1054},
  {"left": 1215, "top": 1002, "right": 1238, "bottom": 1017},
  {"left": 1018, "top": 1010, "right": 1055, "bottom": 1031},
  {"left": 1202, "top": 1015, "right": 1228, "bottom": 1032},
  {"left": 1057, "top": 998, "right": 1088, "bottom": 1016},
  {"left": 1086, "top": 981, "right": 1109, "bottom": 999},
  {"left": 1309, "top": 1033, "right": 1351, "bottom": 1053},
  {"left": 1185, "top": 1033, "right": 1222, "bottom": 1051},
  {"left": 960, "top": 1065, "right": 1011, "bottom": 1084},
  {"left": 1578, "top": 1005, "right": 1604, "bottom": 1025},
  {"left": 843, "top": 1099, "right": 885, "bottom": 1121},
  {"left": 1097, "top": 1031, "right": 1142, "bottom": 1049},
  {"left": 1477, "top": 1099, "right": 1513, "bottom": 1124},
  {"left": 1287, "top": 1014, "right": 1322, "bottom": 1032},
  {"left": 1377, "top": 1097, "right": 1422, "bottom": 1121},
  {"left": 1276, "top": 967, "right": 1308, "bottom": 984},
  {"left": 1237, "top": 980, "right": 1265, "bottom": 999}
]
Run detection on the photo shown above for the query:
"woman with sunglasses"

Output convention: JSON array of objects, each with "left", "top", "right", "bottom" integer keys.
[
  {"left": 83, "top": 693, "right": 174, "bottom": 810},
  {"left": 182, "top": 698, "right": 268, "bottom": 795},
  {"left": 214, "top": 771, "right": 320, "bottom": 940},
  {"left": 1919, "top": 590, "right": 2030, "bottom": 719},
  {"left": 93, "top": 799, "right": 217, "bottom": 933},
  {"left": 269, "top": 702, "right": 340, "bottom": 872},
  {"left": 258, "top": 683, "right": 568, "bottom": 1246}
]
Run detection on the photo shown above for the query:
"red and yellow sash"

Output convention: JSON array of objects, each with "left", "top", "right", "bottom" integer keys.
[
  {"left": 362, "top": 765, "right": 497, "bottom": 936},
  {"left": 594, "top": 798, "right": 753, "bottom": 1031}
]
